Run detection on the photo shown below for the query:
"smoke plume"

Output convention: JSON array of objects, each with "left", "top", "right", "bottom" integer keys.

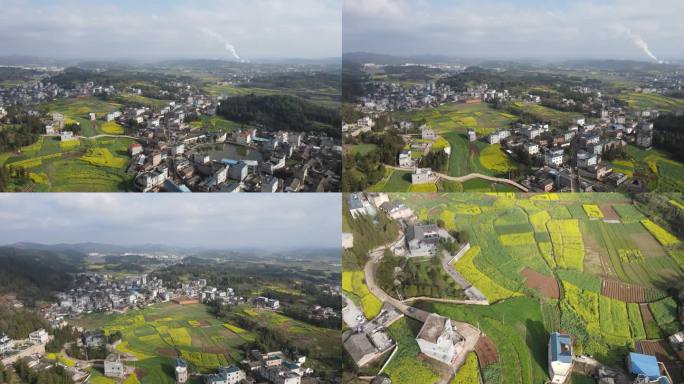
[
  {"left": 617, "top": 26, "right": 662, "bottom": 63},
  {"left": 200, "top": 27, "right": 244, "bottom": 62}
]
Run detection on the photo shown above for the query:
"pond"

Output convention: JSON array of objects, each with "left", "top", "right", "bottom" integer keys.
[{"left": 193, "top": 142, "right": 263, "bottom": 162}]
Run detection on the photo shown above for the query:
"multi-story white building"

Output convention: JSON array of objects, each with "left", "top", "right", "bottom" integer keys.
[
  {"left": 416, "top": 314, "right": 463, "bottom": 365},
  {"left": 28, "top": 329, "right": 49, "bottom": 345},
  {"left": 104, "top": 354, "right": 125, "bottom": 378},
  {"left": 545, "top": 148, "right": 564, "bottom": 166}
]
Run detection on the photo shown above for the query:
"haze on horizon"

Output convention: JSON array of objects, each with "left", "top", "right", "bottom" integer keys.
[
  {"left": 0, "top": 0, "right": 341, "bottom": 61},
  {"left": 344, "top": 0, "right": 684, "bottom": 62},
  {"left": 0, "top": 194, "right": 341, "bottom": 249}
]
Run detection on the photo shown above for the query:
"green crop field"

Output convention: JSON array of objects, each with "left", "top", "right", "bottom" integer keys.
[
  {"left": 510, "top": 102, "right": 583, "bottom": 126},
  {"left": 624, "top": 145, "right": 684, "bottom": 192},
  {"left": 72, "top": 302, "right": 253, "bottom": 383},
  {"left": 386, "top": 192, "right": 684, "bottom": 379},
  {"left": 342, "top": 271, "right": 383, "bottom": 318},
  {"left": 1, "top": 136, "right": 134, "bottom": 191},
  {"left": 617, "top": 92, "right": 684, "bottom": 111},
  {"left": 382, "top": 317, "right": 441, "bottom": 384},
  {"left": 391, "top": 103, "right": 520, "bottom": 177}
]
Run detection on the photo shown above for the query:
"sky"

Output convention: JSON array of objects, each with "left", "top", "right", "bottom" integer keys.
[
  {"left": 0, "top": 0, "right": 341, "bottom": 60},
  {"left": 0, "top": 194, "right": 341, "bottom": 249},
  {"left": 344, "top": 0, "right": 684, "bottom": 61}
]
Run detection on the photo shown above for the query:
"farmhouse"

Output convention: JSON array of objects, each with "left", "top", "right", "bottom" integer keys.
[
  {"left": 524, "top": 142, "right": 540, "bottom": 155},
  {"left": 379, "top": 201, "right": 413, "bottom": 220},
  {"left": 129, "top": 142, "right": 143, "bottom": 156},
  {"left": 467, "top": 128, "right": 476, "bottom": 142},
  {"left": 0, "top": 333, "right": 11, "bottom": 354},
  {"left": 398, "top": 150, "right": 414, "bottom": 168},
  {"left": 134, "top": 167, "right": 168, "bottom": 192},
  {"left": 548, "top": 332, "right": 573, "bottom": 384},
  {"left": 406, "top": 224, "right": 439, "bottom": 257},
  {"left": 421, "top": 125, "right": 437, "bottom": 140},
  {"left": 416, "top": 314, "right": 464, "bottom": 365},
  {"left": 28, "top": 329, "right": 49, "bottom": 345},
  {"left": 627, "top": 352, "right": 672, "bottom": 383},
  {"left": 343, "top": 332, "right": 378, "bottom": 367},
  {"left": 204, "top": 365, "right": 245, "bottom": 384},
  {"left": 104, "top": 353, "right": 125, "bottom": 378},
  {"left": 254, "top": 297, "right": 280, "bottom": 310},
  {"left": 171, "top": 296, "right": 199, "bottom": 305},
  {"left": 175, "top": 359, "right": 189, "bottom": 383},
  {"left": 411, "top": 168, "right": 432, "bottom": 184},
  {"left": 348, "top": 193, "right": 368, "bottom": 218},
  {"left": 60, "top": 131, "right": 77, "bottom": 142},
  {"left": 545, "top": 148, "right": 564, "bottom": 167},
  {"left": 577, "top": 151, "right": 597, "bottom": 168}
]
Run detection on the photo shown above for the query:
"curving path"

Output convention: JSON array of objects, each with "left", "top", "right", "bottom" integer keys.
[
  {"left": 363, "top": 238, "right": 482, "bottom": 383},
  {"left": 384, "top": 164, "right": 529, "bottom": 192}
]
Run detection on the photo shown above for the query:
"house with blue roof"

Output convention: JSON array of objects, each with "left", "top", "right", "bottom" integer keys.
[
  {"left": 627, "top": 352, "right": 672, "bottom": 384},
  {"left": 548, "top": 332, "right": 573, "bottom": 383}
]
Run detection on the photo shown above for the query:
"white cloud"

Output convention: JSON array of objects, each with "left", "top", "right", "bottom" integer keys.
[
  {"left": 0, "top": 194, "right": 341, "bottom": 249},
  {"left": 0, "top": 0, "right": 342, "bottom": 59},
  {"left": 343, "top": 0, "right": 684, "bottom": 60}
]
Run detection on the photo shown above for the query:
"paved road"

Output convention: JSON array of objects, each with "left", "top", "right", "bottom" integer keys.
[
  {"left": 342, "top": 293, "right": 365, "bottom": 329},
  {"left": 363, "top": 237, "right": 482, "bottom": 382},
  {"left": 384, "top": 165, "right": 529, "bottom": 192}
]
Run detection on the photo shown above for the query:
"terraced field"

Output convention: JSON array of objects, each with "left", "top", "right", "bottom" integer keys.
[{"left": 388, "top": 192, "right": 684, "bottom": 383}]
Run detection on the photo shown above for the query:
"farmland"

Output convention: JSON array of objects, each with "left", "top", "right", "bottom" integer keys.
[
  {"left": 72, "top": 302, "right": 254, "bottom": 383},
  {"left": 0, "top": 136, "right": 134, "bottom": 191},
  {"left": 387, "top": 192, "right": 684, "bottom": 382},
  {"left": 623, "top": 145, "right": 684, "bottom": 192},
  {"left": 391, "top": 103, "right": 521, "bottom": 178}
]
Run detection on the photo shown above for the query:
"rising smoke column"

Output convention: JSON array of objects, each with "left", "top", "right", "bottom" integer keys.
[
  {"left": 200, "top": 27, "right": 243, "bottom": 62},
  {"left": 616, "top": 26, "right": 662, "bottom": 63}
]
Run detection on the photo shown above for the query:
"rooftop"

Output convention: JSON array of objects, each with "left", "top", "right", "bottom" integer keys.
[{"left": 417, "top": 313, "right": 449, "bottom": 344}]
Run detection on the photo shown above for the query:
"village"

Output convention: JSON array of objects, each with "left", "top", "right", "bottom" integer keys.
[
  {"left": 1, "top": 264, "right": 340, "bottom": 384},
  {"left": 343, "top": 61, "right": 684, "bottom": 193},
  {"left": 342, "top": 192, "right": 684, "bottom": 384},
  {"left": 0, "top": 64, "right": 342, "bottom": 193}
]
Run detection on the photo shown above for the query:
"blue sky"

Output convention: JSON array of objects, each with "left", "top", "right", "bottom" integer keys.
[
  {"left": 0, "top": 0, "right": 341, "bottom": 60},
  {"left": 0, "top": 194, "right": 341, "bottom": 249},
  {"left": 344, "top": 0, "right": 684, "bottom": 61}
]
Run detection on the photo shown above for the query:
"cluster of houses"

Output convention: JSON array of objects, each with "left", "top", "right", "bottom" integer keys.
[
  {"left": 2, "top": 70, "right": 341, "bottom": 192},
  {"left": 0, "top": 79, "right": 66, "bottom": 106},
  {"left": 0, "top": 329, "right": 50, "bottom": 367},
  {"left": 353, "top": 79, "right": 491, "bottom": 115},
  {"left": 199, "top": 349, "right": 312, "bottom": 384},
  {"left": 125, "top": 101, "right": 341, "bottom": 193},
  {"left": 347, "top": 63, "right": 684, "bottom": 193}
]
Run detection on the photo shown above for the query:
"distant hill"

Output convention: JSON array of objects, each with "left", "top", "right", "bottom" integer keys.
[
  {"left": 0, "top": 246, "right": 84, "bottom": 306},
  {"left": 557, "top": 59, "right": 683, "bottom": 71}
]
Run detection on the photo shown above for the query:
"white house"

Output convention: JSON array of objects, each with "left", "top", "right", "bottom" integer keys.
[
  {"left": 545, "top": 148, "right": 564, "bottom": 166},
  {"left": 398, "top": 151, "right": 414, "bottom": 168},
  {"left": 421, "top": 125, "right": 437, "bottom": 140},
  {"left": 577, "top": 151, "right": 597, "bottom": 168},
  {"left": 104, "top": 354, "right": 125, "bottom": 378},
  {"left": 525, "top": 142, "right": 540, "bottom": 155},
  {"left": 348, "top": 193, "right": 367, "bottom": 218},
  {"left": 548, "top": 333, "right": 573, "bottom": 384},
  {"left": 416, "top": 314, "right": 463, "bottom": 365},
  {"left": 411, "top": 168, "right": 432, "bottom": 184},
  {"left": 28, "top": 329, "right": 49, "bottom": 345},
  {"left": 0, "top": 333, "right": 12, "bottom": 353},
  {"left": 175, "top": 359, "right": 188, "bottom": 383}
]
